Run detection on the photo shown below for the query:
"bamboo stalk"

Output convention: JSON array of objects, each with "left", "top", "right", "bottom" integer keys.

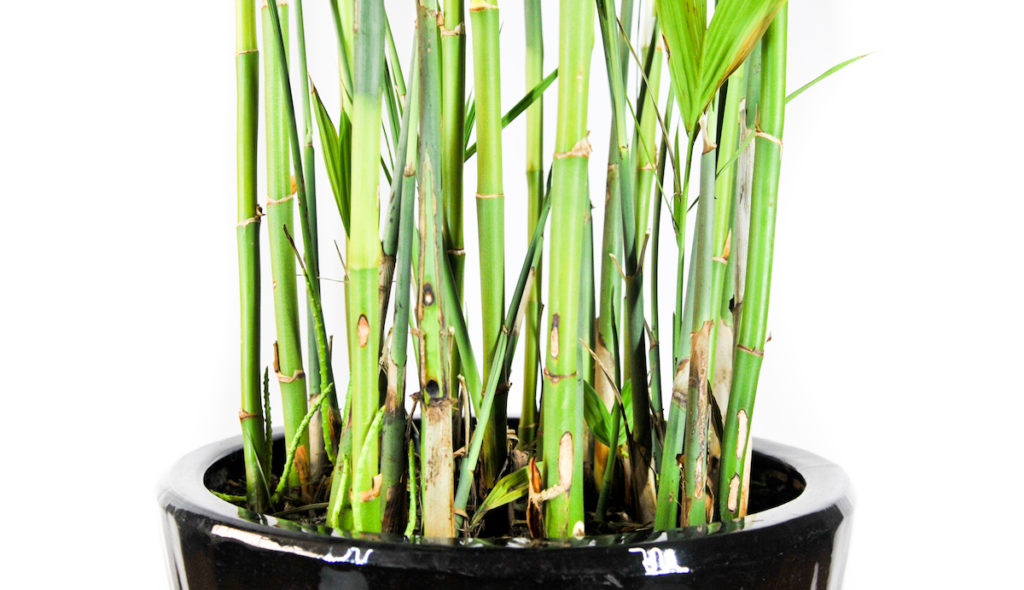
[
  {"left": 646, "top": 93, "right": 674, "bottom": 477},
  {"left": 343, "top": 0, "right": 386, "bottom": 532},
  {"left": 653, "top": 227, "right": 697, "bottom": 529},
  {"left": 264, "top": 0, "right": 343, "bottom": 506},
  {"left": 519, "top": 0, "right": 544, "bottom": 448},
  {"left": 415, "top": 1, "right": 455, "bottom": 538},
  {"left": 453, "top": 196, "right": 552, "bottom": 531},
  {"left": 706, "top": 65, "right": 746, "bottom": 465},
  {"left": 261, "top": 2, "right": 310, "bottom": 499},
  {"left": 719, "top": 6, "right": 787, "bottom": 522},
  {"left": 236, "top": 0, "right": 269, "bottom": 512},
  {"left": 591, "top": 0, "right": 633, "bottom": 495},
  {"left": 595, "top": 0, "right": 654, "bottom": 523},
  {"left": 469, "top": 0, "right": 508, "bottom": 488},
  {"left": 381, "top": 49, "right": 419, "bottom": 534},
  {"left": 541, "top": 0, "right": 595, "bottom": 537},
  {"left": 680, "top": 103, "right": 718, "bottom": 527},
  {"left": 290, "top": 0, "right": 329, "bottom": 482},
  {"left": 441, "top": 0, "right": 467, "bottom": 301}
]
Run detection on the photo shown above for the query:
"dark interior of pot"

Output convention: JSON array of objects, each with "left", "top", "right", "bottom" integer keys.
[{"left": 204, "top": 430, "right": 805, "bottom": 537}]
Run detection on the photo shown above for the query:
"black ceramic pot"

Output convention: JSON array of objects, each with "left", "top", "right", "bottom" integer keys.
[{"left": 160, "top": 436, "right": 852, "bottom": 589}]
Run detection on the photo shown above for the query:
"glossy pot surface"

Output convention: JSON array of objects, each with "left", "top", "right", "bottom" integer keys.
[{"left": 160, "top": 436, "right": 852, "bottom": 589}]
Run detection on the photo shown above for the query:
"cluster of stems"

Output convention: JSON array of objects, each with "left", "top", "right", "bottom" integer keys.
[{"left": 227, "top": 0, "right": 825, "bottom": 539}]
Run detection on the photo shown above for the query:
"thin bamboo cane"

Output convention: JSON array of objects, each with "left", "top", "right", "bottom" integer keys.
[
  {"left": 469, "top": 0, "right": 508, "bottom": 488},
  {"left": 718, "top": 7, "right": 787, "bottom": 522},
  {"left": 541, "top": 0, "right": 595, "bottom": 537},
  {"left": 706, "top": 65, "right": 746, "bottom": 475},
  {"left": 343, "top": 0, "right": 386, "bottom": 532},
  {"left": 381, "top": 49, "right": 419, "bottom": 534},
  {"left": 261, "top": 2, "right": 310, "bottom": 499},
  {"left": 236, "top": 0, "right": 269, "bottom": 512},
  {"left": 264, "top": 0, "right": 342, "bottom": 507},
  {"left": 441, "top": 0, "right": 467, "bottom": 301},
  {"left": 519, "top": 0, "right": 544, "bottom": 448},
  {"left": 595, "top": 0, "right": 655, "bottom": 523},
  {"left": 415, "top": 1, "right": 455, "bottom": 538},
  {"left": 680, "top": 103, "right": 718, "bottom": 527},
  {"left": 653, "top": 226, "right": 697, "bottom": 528},
  {"left": 290, "top": 0, "right": 330, "bottom": 482},
  {"left": 591, "top": 0, "right": 633, "bottom": 496}
]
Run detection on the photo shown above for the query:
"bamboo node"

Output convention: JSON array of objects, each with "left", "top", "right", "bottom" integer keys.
[
  {"left": 475, "top": 192, "right": 504, "bottom": 200},
  {"left": 440, "top": 23, "right": 465, "bottom": 37},
  {"left": 234, "top": 49, "right": 258, "bottom": 56},
  {"left": 754, "top": 129, "right": 784, "bottom": 151},
  {"left": 238, "top": 409, "right": 261, "bottom": 422},
  {"left": 267, "top": 193, "right": 295, "bottom": 206},
  {"left": 736, "top": 344, "right": 764, "bottom": 357},
  {"left": 542, "top": 368, "right": 576, "bottom": 384},
  {"left": 276, "top": 369, "right": 305, "bottom": 383},
  {"left": 237, "top": 205, "right": 265, "bottom": 227},
  {"left": 446, "top": 248, "right": 466, "bottom": 257},
  {"left": 469, "top": 1, "right": 499, "bottom": 12},
  {"left": 712, "top": 256, "right": 728, "bottom": 265},
  {"left": 554, "top": 133, "right": 592, "bottom": 160}
]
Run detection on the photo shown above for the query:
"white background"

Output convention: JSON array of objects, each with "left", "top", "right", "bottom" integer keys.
[{"left": 2, "top": 0, "right": 1021, "bottom": 587}]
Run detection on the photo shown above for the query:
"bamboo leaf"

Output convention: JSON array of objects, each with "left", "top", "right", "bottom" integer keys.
[
  {"left": 464, "top": 68, "right": 558, "bottom": 160},
  {"left": 470, "top": 462, "right": 543, "bottom": 527},
  {"left": 311, "top": 85, "right": 351, "bottom": 232},
  {"left": 658, "top": 0, "right": 785, "bottom": 132},
  {"left": 785, "top": 53, "right": 869, "bottom": 104},
  {"left": 701, "top": 0, "right": 786, "bottom": 114}
]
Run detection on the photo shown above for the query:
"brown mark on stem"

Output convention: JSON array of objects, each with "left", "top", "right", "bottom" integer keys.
[
  {"left": 554, "top": 133, "right": 593, "bottom": 159},
  {"left": 360, "top": 473, "right": 383, "bottom": 502},
  {"left": 357, "top": 314, "right": 370, "bottom": 348},
  {"left": 727, "top": 473, "right": 740, "bottom": 513},
  {"left": 736, "top": 410, "right": 749, "bottom": 461},
  {"left": 549, "top": 313, "right": 560, "bottom": 359}
]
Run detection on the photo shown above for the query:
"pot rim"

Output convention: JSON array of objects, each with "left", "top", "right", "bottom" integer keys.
[{"left": 159, "top": 435, "right": 849, "bottom": 553}]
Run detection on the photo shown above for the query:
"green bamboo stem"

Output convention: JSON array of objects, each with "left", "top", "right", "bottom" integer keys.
[
  {"left": 632, "top": 39, "right": 663, "bottom": 252},
  {"left": 646, "top": 96, "right": 673, "bottom": 473},
  {"left": 342, "top": 0, "right": 386, "bottom": 533},
  {"left": 235, "top": 0, "right": 269, "bottom": 512},
  {"left": 519, "top": 0, "right": 544, "bottom": 448},
  {"left": 653, "top": 227, "right": 697, "bottom": 529},
  {"left": 732, "top": 42, "right": 762, "bottom": 337},
  {"left": 381, "top": 52, "right": 419, "bottom": 534},
  {"left": 541, "top": 0, "right": 595, "bottom": 537},
  {"left": 595, "top": 0, "right": 653, "bottom": 523},
  {"left": 680, "top": 103, "right": 718, "bottom": 527},
  {"left": 290, "top": 0, "right": 329, "bottom": 481},
  {"left": 469, "top": 0, "right": 508, "bottom": 488},
  {"left": 415, "top": 1, "right": 455, "bottom": 538},
  {"left": 706, "top": 65, "right": 745, "bottom": 432},
  {"left": 591, "top": 0, "right": 632, "bottom": 494},
  {"left": 261, "top": 2, "right": 310, "bottom": 498},
  {"left": 453, "top": 196, "right": 552, "bottom": 531},
  {"left": 441, "top": 0, "right": 467, "bottom": 303},
  {"left": 264, "top": 0, "right": 344, "bottom": 501},
  {"left": 719, "top": 7, "right": 787, "bottom": 522}
]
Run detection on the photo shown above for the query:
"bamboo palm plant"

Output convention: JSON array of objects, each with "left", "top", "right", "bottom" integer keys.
[{"left": 224, "top": 0, "right": 859, "bottom": 539}]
